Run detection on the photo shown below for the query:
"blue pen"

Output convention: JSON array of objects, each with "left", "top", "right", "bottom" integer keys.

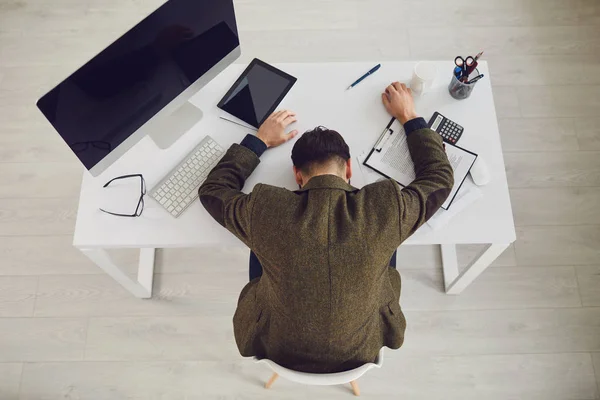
[
  {"left": 454, "top": 66, "right": 463, "bottom": 79},
  {"left": 346, "top": 64, "right": 381, "bottom": 90}
]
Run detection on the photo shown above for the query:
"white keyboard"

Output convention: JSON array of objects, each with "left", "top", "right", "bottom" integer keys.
[{"left": 150, "top": 136, "right": 225, "bottom": 218}]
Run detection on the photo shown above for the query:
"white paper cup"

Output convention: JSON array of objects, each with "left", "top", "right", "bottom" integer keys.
[{"left": 410, "top": 62, "right": 437, "bottom": 96}]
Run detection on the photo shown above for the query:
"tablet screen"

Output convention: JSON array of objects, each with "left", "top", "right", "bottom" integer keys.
[{"left": 217, "top": 59, "right": 296, "bottom": 128}]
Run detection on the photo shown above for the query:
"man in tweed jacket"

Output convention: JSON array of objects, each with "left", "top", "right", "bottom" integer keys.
[{"left": 199, "top": 82, "right": 454, "bottom": 373}]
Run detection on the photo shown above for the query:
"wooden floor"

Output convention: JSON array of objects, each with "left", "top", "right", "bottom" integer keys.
[{"left": 1, "top": 0, "right": 600, "bottom": 398}]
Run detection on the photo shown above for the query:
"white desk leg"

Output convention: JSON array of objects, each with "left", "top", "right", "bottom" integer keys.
[
  {"left": 79, "top": 248, "right": 156, "bottom": 299},
  {"left": 441, "top": 243, "right": 510, "bottom": 295},
  {"left": 440, "top": 244, "right": 459, "bottom": 292}
]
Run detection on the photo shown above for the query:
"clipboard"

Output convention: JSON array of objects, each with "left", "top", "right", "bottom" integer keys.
[{"left": 363, "top": 117, "right": 478, "bottom": 210}]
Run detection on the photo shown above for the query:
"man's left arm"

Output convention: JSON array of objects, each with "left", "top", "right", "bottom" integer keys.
[{"left": 198, "top": 110, "right": 298, "bottom": 246}]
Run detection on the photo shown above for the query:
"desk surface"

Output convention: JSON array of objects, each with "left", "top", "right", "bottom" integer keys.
[{"left": 74, "top": 61, "right": 515, "bottom": 248}]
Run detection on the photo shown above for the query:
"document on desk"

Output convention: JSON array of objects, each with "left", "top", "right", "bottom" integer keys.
[
  {"left": 363, "top": 118, "right": 478, "bottom": 210},
  {"left": 363, "top": 118, "right": 416, "bottom": 185}
]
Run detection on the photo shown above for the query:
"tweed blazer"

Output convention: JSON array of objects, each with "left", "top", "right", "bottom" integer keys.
[{"left": 199, "top": 127, "right": 453, "bottom": 373}]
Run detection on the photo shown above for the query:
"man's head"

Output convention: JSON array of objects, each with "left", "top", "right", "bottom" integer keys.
[{"left": 291, "top": 126, "right": 352, "bottom": 187}]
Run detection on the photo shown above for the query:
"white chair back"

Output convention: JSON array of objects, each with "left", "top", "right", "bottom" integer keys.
[{"left": 254, "top": 347, "right": 384, "bottom": 386}]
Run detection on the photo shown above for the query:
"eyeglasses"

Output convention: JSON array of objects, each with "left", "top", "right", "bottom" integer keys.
[
  {"left": 71, "top": 141, "right": 112, "bottom": 154},
  {"left": 99, "top": 174, "right": 146, "bottom": 217}
]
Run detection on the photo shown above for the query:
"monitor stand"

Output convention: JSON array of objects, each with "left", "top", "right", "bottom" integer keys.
[{"left": 148, "top": 101, "right": 204, "bottom": 149}]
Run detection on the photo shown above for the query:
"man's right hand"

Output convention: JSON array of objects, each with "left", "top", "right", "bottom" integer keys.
[
  {"left": 256, "top": 110, "right": 299, "bottom": 148},
  {"left": 382, "top": 82, "right": 419, "bottom": 125}
]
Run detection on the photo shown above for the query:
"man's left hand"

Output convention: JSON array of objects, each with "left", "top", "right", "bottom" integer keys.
[{"left": 256, "top": 110, "right": 298, "bottom": 148}]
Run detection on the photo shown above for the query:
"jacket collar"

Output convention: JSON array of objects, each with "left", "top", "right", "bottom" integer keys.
[{"left": 296, "top": 174, "right": 357, "bottom": 193}]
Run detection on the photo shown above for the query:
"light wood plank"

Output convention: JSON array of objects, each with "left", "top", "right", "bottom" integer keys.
[
  {"left": 0, "top": 318, "right": 86, "bottom": 362},
  {"left": 511, "top": 187, "right": 600, "bottom": 226},
  {"left": 238, "top": 29, "right": 411, "bottom": 64},
  {"left": 19, "top": 353, "right": 599, "bottom": 400},
  {"left": 490, "top": 55, "right": 600, "bottom": 86},
  {"left": 519, "top": 85, "right": 600, "bottom": 118},
  {"left": 396, "top": 244, "right": 441, "bottom": 269},
  {"left": 492, "top": 86, "right": 521, "bottom": 118},
  {"left": 0, "top": 163, "right": 82, "bottom": 198},
  {"left": 235, "top": 0, "right": 359, "bottom": 31},
  {"left": 581, "top": 55, "right": 600, "bottom": 84},
  {"left": 34, "top": 272, "right": 242, "bottom": 317},
  {"left": 367, "top": 353, "right": 598, "bottom": 400},
  {"left": 0, "top": 276, "right": 37, "bottom": 317},
  {"left": 0, "top": 2, "right": 150, "bottom": 38},
  {"left": 0, "top": 363, "right": 22, "bottom": 400},
  {"left": 157, "top": 247, "right": 248, "bottom": 274},
  {"left": 576, "top": 266, "right": 600, "bottom": 307},
  {"left": 0, "top": 65, "right": 79, "bottom": 100},
  {"left": 0, "top": 198, "right": 78, "bottom": 236},
  {"left": 0, "top": 95, "right": 49, "bottom": 129},
  {"left": 403, "top": 307, "right": 600, "bottom": 355},
  {"left": 0, "top": 236, "right": 138, "bottom": 276},
  {"left": 85, "top": 316, "right": 239, "bottom": 361},
  {"left": 593, "top": 353, "right": 600, "bottom": 396},
  {"left": 19, "top": 360, "right": 354, "bottom": 400},
  {"left": 515, "top": 225, "right": 600, "bottom": 266},
  {"left": 576, "top": 118, "right": 600, "bottom": 151},
  {"left": 0, "top": 30, "right": 123, "bottom": 68},
  {"left": 578, "top": 0, "right": 600, "bottom": 25},
  {"left": 409, "top": 26, "right": 600, "bottom": 58},
  {"left": 505, "top": 152, "right": 600, "bottom": 188},
  {"left": 86, "top": 0, "right": 165, "bottom": 12},
  {"left": 401, "top": 266, "right": 580, "bottom": 310},
  {"left": 407, "top": 0, "right": 600, "bottom": 27},
  {"left": 456, "top": 243, "right": 517, "bottom": 268},
  {"left": 498, "top": 118, "right": 579, "bottom": 152},
  {"left": 0, "top": 131, "right": 74, "bottom": 163}
]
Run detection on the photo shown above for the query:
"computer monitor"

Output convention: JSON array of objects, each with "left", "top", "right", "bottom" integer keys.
[{"left": 36, "top": 0, "right": 240, "bottom": 176}]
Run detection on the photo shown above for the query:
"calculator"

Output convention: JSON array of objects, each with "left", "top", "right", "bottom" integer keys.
[{"left": 427, "top": 112, "right": 464, "bottom": 144}]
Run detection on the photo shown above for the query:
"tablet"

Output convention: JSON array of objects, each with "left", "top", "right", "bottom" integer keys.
[{"left": 217, "top": 59, "right": 297, "bottom": 128}]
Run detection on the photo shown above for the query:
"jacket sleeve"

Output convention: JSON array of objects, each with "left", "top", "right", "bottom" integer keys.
[
  {"left": 391, "top": 126, "right": 454, "bottom": 241},
  {"left": 198, "top": 143, "right": 261, "bottom": 247}
]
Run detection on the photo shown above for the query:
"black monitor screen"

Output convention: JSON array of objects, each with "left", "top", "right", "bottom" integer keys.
[{"left": 36, "top": 0, "right": 239, "bottom": 170}]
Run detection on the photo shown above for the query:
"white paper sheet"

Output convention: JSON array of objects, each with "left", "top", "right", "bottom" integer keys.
[
  {"left": 439, "top": 144, "right": 477, "bottom": 209},
  {"left": 357, "top": 151, "right": 387, "bottom": 185},
  {"left": 363, "top": 120, "right": 416, "bottom": 186},
  {"left": 364, "top": 119, "right": 477, "bottom": 210},
  {"left": 427, "top": 178, "right": 483, "bottom": 230}
]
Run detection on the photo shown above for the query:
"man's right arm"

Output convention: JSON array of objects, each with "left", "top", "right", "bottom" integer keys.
[{"left": 382, "top": 82, "right": 454, "bottom": 241}]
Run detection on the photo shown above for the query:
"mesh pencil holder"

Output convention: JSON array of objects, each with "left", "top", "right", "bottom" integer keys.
[{"left": 448, "top": 69, "right": 479, "bottom": 100}]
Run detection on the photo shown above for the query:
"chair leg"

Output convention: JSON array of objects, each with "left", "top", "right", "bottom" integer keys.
[
  {"left": 350, "top": 380, "right": 360, "bottom": 396},
  {"left": 265, "top": 372, "right": 279, "bottom": 389}
]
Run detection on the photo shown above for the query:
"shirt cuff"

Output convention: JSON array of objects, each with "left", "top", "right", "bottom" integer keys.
[
  {"left": 403, "top": 117, "right": 428, "bottom": 135},
  {"left": 240, "top": 134, "right": 267, "bottom": 157}
]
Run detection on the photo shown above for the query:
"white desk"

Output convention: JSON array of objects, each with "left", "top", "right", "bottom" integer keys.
[{"left": 74, "top": 61, "right": 515, "bottom": 298}]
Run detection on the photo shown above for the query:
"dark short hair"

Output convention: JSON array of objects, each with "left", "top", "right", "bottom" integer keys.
[{"left": 291, "top": 126, "right": 351, "bottom": 174}]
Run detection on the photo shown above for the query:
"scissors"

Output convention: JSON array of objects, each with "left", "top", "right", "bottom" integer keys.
[{"left": 454, "top": 56, "right": 477, "bottom": 81}]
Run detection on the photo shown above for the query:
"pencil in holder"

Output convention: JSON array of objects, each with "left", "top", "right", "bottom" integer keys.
[{"left": 448, "top": 69, "right": 479, "bottom": 100}]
